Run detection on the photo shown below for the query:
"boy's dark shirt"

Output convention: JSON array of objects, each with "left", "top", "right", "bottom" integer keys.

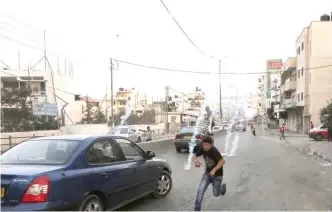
[{"left": 196, "top": 146, "right": 224, "bottom": 176}]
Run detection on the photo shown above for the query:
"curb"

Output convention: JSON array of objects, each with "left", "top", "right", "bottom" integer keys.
[
  {"left": 267, "top": 132, "right": 332, "bottom": 164},
  {"left": 297, "top": 146, "right": 332, "bottom": 163}
]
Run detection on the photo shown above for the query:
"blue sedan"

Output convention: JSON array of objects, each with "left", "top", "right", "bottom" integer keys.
[{"left": 0, "top": 135, "right": 172, "bottom": 211}]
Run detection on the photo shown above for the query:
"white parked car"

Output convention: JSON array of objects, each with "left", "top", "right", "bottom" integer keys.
[{"left": 109, "top": 126, "right": 143, "bottom": 143}]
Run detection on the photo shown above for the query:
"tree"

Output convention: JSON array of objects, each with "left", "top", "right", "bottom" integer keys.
[
  {"left": 81, "top": 104, "right": 106, "bottom": 124},
  {"left": 205, "top": 106, "right": 212, "bottom": 119},
  {"left": 93, "top": 109, "right": 106, "bottom": 124},
  {"left": 110, "top": 110, "right": 140, "bottom": 126},
  {"left": 141, "top": 109, "right": 156, "bottom": 124},
  {"left": 81, "top": 103, "right": 94, "bottom": 124},
  {"left": 1, "top": 86, "right": 33, "bottom": 132},
  {"left": 320, "top": 99, "right": 332, "bottom": 126}
]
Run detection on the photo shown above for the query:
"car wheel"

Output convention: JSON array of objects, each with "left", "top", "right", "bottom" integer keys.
[
  {"left": 78, "top": 194, "right": 104, "bottom": 211},
  {"left": 137, "top": 137, "right": 141, "bottom": 143},
  {"left": 176, "top": 147, "right": 181, "bottom": 153},
  {"left": 151, "top": 171, "right": 172, "bottom": 198},
  {"left": 315, "top": 134, "right": 323, "bottom": 141}
]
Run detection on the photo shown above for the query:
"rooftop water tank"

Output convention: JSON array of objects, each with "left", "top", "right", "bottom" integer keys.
[{"left": 320, "top": 14, "right": 330, "bottom": 21}]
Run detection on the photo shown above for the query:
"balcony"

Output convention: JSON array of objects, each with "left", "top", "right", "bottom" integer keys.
[
  {"left": 296, "top": 100, "right": 304, "bottom": 107},
  {"left": 115, "top": 96, "right": 130, "bottom": 101},
  {"left": 283, "top": 57, "right": 296, "bottom": 72},
  {"left": 284, "top": 80, "right": 296, "bottom": 92},
  {"left": 282, "top": 99, "right": 296, "bottom": 109}
]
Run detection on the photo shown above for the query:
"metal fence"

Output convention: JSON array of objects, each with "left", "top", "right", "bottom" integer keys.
[{"left": 1, "top": 134, "right": 55, "bottom": 153}]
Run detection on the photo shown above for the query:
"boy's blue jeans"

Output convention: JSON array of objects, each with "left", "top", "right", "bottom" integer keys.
[{"left": 194, "top": 172, "right": 224, "bottom": 211}]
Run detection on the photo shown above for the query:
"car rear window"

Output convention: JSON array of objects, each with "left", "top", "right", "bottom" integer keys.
[
  {"left": 0, "top": 139, "right": 80, "bottom": 165},
  {"left": 180, "top": 127, "right": 202, "bottom": 133}
]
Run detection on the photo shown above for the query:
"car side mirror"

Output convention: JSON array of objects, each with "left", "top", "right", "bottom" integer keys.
[{"left": 146, "top": 151, "right": 155, "bottom": 158}]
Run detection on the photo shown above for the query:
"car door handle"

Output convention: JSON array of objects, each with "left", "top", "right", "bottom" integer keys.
[{"left": 99, "top": 173, "right": 108, "bottom": 179}]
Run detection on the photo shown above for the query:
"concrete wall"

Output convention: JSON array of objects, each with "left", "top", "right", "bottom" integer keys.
[{"left": 61, "top": 124, "right": 109, "bottom": 135}]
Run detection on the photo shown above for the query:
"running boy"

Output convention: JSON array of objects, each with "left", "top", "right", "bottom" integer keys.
[{"left": 193, "top": 136, "right": 226, "bottom": 211}]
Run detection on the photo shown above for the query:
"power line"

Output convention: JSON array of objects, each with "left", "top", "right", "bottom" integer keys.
[
  {"left": 0, "top": 70, "right": 77, "bottom": 95},
  {"left": 0, "top": 34, "right": 60, "bottom": 57},
  {"left": 115, "top": 59, "right": 332, "bottom": 75},
  {"left": 116, "top": 59, "right": 214, "bottom": 74},
  {"left": 159, "top": 0, "right": 206, "bottom": 56}
]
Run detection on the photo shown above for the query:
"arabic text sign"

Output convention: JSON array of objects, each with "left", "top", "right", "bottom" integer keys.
[{"left": 33, "top": 103, "right": 58, "bottom": 116}]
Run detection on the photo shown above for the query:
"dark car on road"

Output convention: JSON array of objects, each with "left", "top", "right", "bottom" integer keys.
[
  {"left": 174, "top": 126, "right": 213, "bottom": 153},
  {"left": 0, "top": 135, "right": 172, "bottom": 211},
  {"left": 235, "top": 122, "right": 246, "bottom": 132}
]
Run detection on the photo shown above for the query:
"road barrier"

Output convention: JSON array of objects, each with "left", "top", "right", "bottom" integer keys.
[
  {"left": 0, "top": 132, "right": 175, "bottom": 154},
  {"left": 1, "top": 129, "right": 222, "bottom": 154}
]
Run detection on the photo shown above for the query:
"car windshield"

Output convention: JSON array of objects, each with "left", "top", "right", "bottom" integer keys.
[
  {"left": 0, "top": 139, "right": 80, "bottom": 165},
  {"left": 109, "top": 127, "right": 129, "bottom": 134},
  {"left": 180, "top": 127, "right": 202, "bottom": 134}
]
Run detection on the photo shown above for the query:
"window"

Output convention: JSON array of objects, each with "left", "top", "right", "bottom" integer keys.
[
  {"left": 301, "top": 92, "right": 303, "bottom": 100},
  {"left": 301, "top": 67, "right": 303, "bottom": 76},
  {"left": 87, "top": 139, "right": 123, "bottom": 164},
  {"left": 1, "top": 139, "right": 80, "bottom": 165},
  {"left": 298, "top": 93, "right": 300, "bottom": 101},
  {"left": 298, "top": 70, "right": 300, "bottom": 78},
  {"left": 115, "top": 138, "right": 144, "bottom": 161},
  {"left": 301, "top": 42, "right": 304, "bottom": 50}
]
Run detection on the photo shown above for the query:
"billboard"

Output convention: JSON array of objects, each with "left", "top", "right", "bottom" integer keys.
[
  {"left": 266, "top": 59, "right": 282, "bottom": 98},
  {"left": 267, "top": 61, "right": 283, "bottom": 70},
  {"left": 33, "top": 103, "right": 58, "bottom": 116}
]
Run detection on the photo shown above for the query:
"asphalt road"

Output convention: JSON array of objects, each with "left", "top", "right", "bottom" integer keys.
[{"left": 118, "top": 129, "right": 332, "bottom": 211}]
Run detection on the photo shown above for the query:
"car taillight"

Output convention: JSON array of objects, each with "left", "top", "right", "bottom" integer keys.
[
  {"left": 22, "top": 176, "right": 50, "bottom": 203},
  {"left": 175, "top": 135, "right": 179, "bottom": 140}
]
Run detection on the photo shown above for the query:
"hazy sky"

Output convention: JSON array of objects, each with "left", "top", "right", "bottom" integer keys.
[{"left": 1, "top": 0, "right": 331, "bottom": 105}]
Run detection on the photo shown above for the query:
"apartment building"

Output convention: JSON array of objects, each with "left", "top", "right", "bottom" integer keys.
[
  {"left": 280, "top": 14, "right": 332, "bottom": 133},
  {"left": 1, "top": 68, "right": 75, "bottom": 118},
  {"left": 256, "top": 74, "right": 265, "bottom": 116},
  {"left": 109, "top": 88, "right": 135, "bottom": 115}
]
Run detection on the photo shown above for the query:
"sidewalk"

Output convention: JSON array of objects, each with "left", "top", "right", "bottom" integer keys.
[{"left": 266, "top": 129, "right": 332, "bottom": 163}]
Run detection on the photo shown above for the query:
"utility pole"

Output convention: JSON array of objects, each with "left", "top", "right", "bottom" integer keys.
[
  {"left": 105, "top": 84, "right": 108, "bottom": 123},
  {"left": 110, "top": 58, "right": 114, "bottom": 127},
  {"left": 28, "top": 66, "right": 34, "bottom": 131},
  {"left": 181, "top": 93, "right": 185, "bottom": 113},
  {"left": 165, "top": 86, "right": 169, "bottom": 133},
  {"left": 218, "top": 60, "right": 222, "bottom": 120},
  {"left": 86, "top": 94, "right": 90, "bottom": 124}
]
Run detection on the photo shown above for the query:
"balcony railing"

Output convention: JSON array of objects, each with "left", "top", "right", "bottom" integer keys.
[
  {"left": 284, "top": 80, "right": 296, "bottom": 92},
  {"left": 282, "top": 99, "right": 296, "bottom": 109}
]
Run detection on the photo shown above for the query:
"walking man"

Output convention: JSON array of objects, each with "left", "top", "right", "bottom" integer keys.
[
  {"left": 280, "top": 123, "right": 286, "bottom": 140},
  {"left": 328, "top": 124, "right": 332, "bottom": 142},
  {"left": 145, "top": 126, "right": 152, "bottom": 142},
  {"left": 194, "top": 136, "right": 226, "bottom": 211}
]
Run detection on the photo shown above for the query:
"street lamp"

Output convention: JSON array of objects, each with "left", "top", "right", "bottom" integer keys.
[
  {"left": 209, "top": 56, "right": 228, "bottom": 120},
  {"left": 229, "top": 85, "right": 238, "bottom": 115}
]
